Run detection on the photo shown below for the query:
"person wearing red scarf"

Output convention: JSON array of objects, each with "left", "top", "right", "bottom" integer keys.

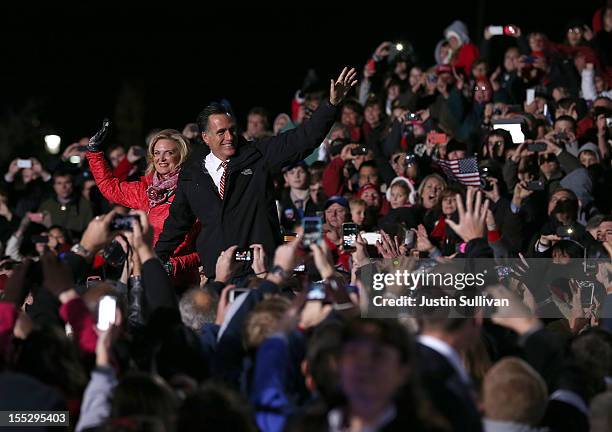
[{"left": 86, "top": 125, "right": 200, "bottom": 283}]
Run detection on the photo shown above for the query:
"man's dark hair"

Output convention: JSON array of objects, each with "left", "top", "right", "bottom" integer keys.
[
  {"left": 52, "top": 170, "right": 73, "bottom": 182},
  {"left": 358, "top": 160, "right": 377, "bottom": 173},
  {"left": 247, "top": 106, "right": 270, "bottom": 129},
  {"left": 341, "top": 99, "right": 364, "bottom": 116},
  {"left": 554, "top": 115, "right": 577, "bottom": 132},
  {"left": 197, "top": 103, "right": 231, "bottom": 134}
]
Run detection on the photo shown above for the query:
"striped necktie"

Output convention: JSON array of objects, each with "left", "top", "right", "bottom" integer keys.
[{"left": 219, "top": 160, "right": 228, "bottom": 199}]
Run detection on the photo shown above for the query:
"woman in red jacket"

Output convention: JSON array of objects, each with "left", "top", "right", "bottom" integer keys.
[{"left": 86, "top": 125, "right": 200, "bottom": 281}]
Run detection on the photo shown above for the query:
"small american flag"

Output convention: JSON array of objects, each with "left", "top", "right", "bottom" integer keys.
[{"left": 437, "top": 157, "right": 482, "bottom": 187}]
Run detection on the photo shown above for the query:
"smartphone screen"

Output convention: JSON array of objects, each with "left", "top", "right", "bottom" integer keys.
[
  {"left": 234, "top": 248, "right": 253, "bottom": 262},
  {"left": 97, "top": 295, "right": 117, "bottom": 331},
  {"left": 361, "top": 232, "right": 382, "bottom": 245},
  {"left": 17, "top": 159, "right": 32, "bottom": 169},
  {"left": 307, "top": 282, "right": 326, "bottom": 301},
  {"left": 342, "top": 223, "right": 357, "bottom": 250},
  {"left": 526, "top": 88, "right": 535, "bottom": 105},
  {"left": 302, "top": 216, "right": 323, "bottom": 247},
  {"left": 488, "top": 25, "right": 504, "bottom": 36}
]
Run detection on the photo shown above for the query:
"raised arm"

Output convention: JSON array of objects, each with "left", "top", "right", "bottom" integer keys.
[
  {"left": 256, "top": 67, "right": 358, "bottom": 169},
  {"left": 86, "top": 119, "right": 147, "bottom": 210}
]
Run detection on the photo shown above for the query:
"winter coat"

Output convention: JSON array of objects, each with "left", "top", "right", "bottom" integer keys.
[{"left": 86, "top": 151, "right": 200, "bottom": 280}]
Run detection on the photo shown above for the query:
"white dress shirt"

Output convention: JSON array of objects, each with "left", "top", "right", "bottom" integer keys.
[{"left": 204, "top": 152, "right": 229, "bottom": 191}]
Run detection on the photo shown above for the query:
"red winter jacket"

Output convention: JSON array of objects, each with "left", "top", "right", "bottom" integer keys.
[
  {"left": 86, "top": 152, "right": 200, "bottom": 281},
  {"left": 452, "top": 43, "right": 480, "bottom": 78}
]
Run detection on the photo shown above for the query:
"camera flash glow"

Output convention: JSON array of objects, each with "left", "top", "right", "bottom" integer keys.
[
  {"left": 396, "top": 43, "right": 404, "bottom": 51},
  {"left": 44, "top": 134, "right": 61, "bottom": 154}
]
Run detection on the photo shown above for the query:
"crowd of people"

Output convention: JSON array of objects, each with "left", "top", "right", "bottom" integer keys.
[{"left": 2, "top": 4, "right": 612, "bottom": 432}]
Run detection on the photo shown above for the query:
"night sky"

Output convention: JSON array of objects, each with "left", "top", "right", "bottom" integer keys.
[{"left": 0, "top": 3, "right": 603, "bottom": 163}]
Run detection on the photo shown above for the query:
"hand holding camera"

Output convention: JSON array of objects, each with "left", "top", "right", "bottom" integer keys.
[
  {"left": 215, "top": 245, "right": 239, "bottom": 283},
  {"left": 124, "top": 211, "right": 154, "bottom": 263}
]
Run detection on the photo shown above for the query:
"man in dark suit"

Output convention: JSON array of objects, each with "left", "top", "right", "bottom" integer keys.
[
  {"left": 156, "top": 67, "right": 357, "bottom": 277},
  {"left": 416, "top": 316, "right": 484, "bottom": 432}
]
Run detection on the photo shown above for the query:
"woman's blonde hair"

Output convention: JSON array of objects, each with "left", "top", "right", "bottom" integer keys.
[
  {"left": 146, "top": 129, "right": 190, "bottom": 175},
  {"left": 415, "top": 173, "right": 447, "bottom": 207}
]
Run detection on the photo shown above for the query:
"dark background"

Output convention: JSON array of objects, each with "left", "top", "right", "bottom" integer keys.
[{"left": 0, "top": 3, "right": 603, "bottom": 163}]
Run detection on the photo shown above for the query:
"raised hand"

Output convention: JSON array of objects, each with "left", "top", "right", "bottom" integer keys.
[
  {"left": 88, "top": 118, "right": 110, "bottom": 152},
  {"left": 376, "top": 231, "right": 402, "bottom": 258},
  {"left": 330, "top": 67, "right": 358, "bottom": 106},
  {"left": 445, "top": 188, "right": 489, "bottom": 242}
]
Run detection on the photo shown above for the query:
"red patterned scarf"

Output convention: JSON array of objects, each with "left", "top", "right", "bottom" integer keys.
[{"left": 146, "top": 169, "right": 180, "bottom": 208}]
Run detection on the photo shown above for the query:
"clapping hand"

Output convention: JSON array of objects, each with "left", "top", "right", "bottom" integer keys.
[
  {"left": 330, "top": 67, "right": 358, "bottom": 106},
  {"left": 88, "top": 118, "right": 110, "bottom": 152}
]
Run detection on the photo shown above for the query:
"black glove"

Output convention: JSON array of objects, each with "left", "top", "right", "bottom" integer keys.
[{"left": 88, "top": 118, "right": 110, "bottom": 152}]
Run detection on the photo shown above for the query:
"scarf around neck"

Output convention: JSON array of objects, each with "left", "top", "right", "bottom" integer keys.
[{"left": 146, "top": 169, "right": 180, "bottom": 208}]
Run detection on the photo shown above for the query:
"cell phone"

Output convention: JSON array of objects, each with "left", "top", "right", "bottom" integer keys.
[
  {"left": 554, "top": 132, "right": 569, "bottom": 142},
  {"left": 526, "top": 88, "right": 535, "bottom": 105},
  {"left": 406, "top": 112, "right": 420, "bottom": 124},
  {"left": 234, "top": 247, "right": 253, "bottom": 262},
  {"left": 110, "top": 214, "right": 139, "bottom": 232},
  {"left": 487, "top": 25, "right": 504, "bottom": 36},
  {"left": 97, "top": 295, "right": 117, "bottom": 331},
  {"left": 495, "top": 265, "right": 513, "bottom": 279},
  {"left": 302, "top": 216, "right": 323, "bottom": 247},
  {"left": 526, "top": 142, "right": 547, "bottom": 152},
  {"left": 556, "top": 225, "right": 576, "bottom": 238},
  {"left": 350, "top": 146, "right": 369, "bottom": 156},
  {"left": 427, "top": 131, "right": 448, "bottom": 145},
  {"left": 307, "top": 281, "right": 326, "bottom": 301},
  {"left": 17, "top": 159, "right": 32, "bottom": 169},
  {"left": 342, "top": 223, "right": 358, "bottom": 250},
  {"left": 87, "top": 275, "right": 102, "bottom": 289},
  {"left": 525, "top": 180, "right": 545, "bottom": 191},
  {"left": 577, "top": 280, "right": 595, "bottom": 307},
  {"left": 503, "top": 25, "right": 518, "bottom": 36},
  {"left": 228, "top": 287, "right": 249, "bottom": 302},
  {"left": 361, "top": 232, "right": 382, "bottom": 245},
  {"left": 405, "top": 154, "right": 417, "bottom": 166},
  {"left": 492, "top": 118, "right": 525, "bottom": 143},
  {"left": 31, "top": 235, "right": 49, "bottom": 244},
  {"left": 404, "top": 230, "right": 415, "bottom": 248},
  {"left": 103, "top": 239, "right": 127, "bottom": 268}
]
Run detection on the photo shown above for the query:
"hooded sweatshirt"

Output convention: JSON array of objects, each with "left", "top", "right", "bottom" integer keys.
[{"left": 444, "top": 20, "right": 480, "bottom": 77}]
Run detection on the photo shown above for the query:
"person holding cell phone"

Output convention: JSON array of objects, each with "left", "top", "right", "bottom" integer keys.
[
  {"left": 85, "top": 123, "right": 200, "bottom": 282},
  {"left": 2, "top": 157, "right": 53, "bottom": 218}
]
